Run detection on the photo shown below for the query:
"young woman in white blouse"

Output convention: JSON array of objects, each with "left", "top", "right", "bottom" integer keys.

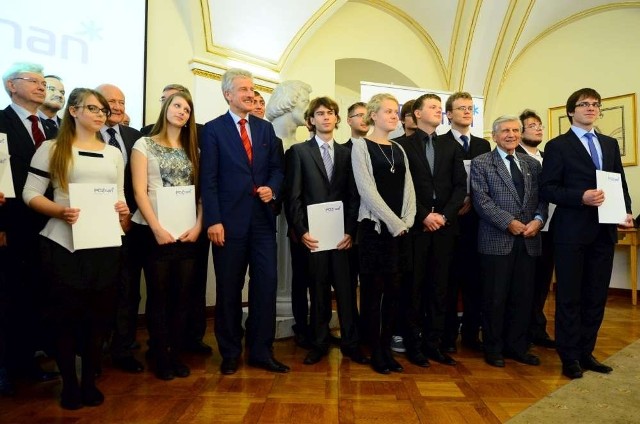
[
  {"left": 23, "top": 88, "right": 129, "bottom": 409},
  {"left": 130, "top": 92, "right": 202, "bottom": 381}
]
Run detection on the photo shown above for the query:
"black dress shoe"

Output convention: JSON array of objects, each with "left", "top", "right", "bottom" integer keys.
[
  {"left": 248, "top": 357, "right": 290, "bottom": 373},
  {"left": 532, "top": 337, "right": 556, "bottom": 349},
  {"left": 384, "top": 353, "right": 404, "bottom": 373},
  {"left": 505, "top": 351, "right": 541, "bottom": 366},
  {"left": 113, "top": 356, "right": 144, "bottom": 373},
  {"left": 220, "top": 357, "right": 239, "bottom": 375},
  {"left": 185, "top": 340, "right": 213, "bottom": 355},
  {"left": 424, "top": 347, "right": 457, "bottom": 366},
  {"left": 580, "top": 355, "right": 613, "bottom": 374},
  {"left": 370, "top": 350, "right": 390, "bottom": 375},
  {"left": 341, "top": 347, "right": 370, "bottom": 365},
  {"left": 61, "top": 385, "right": 83, "bottom": 410},
  {"left": 304, "top": 349, "right": 326, "bottom": 365},
  {"left": 81, "top": 385, "right": 105, "bottom": 407},
  {"left": 406, "top": 350, "right": 430, "bottom": 368},
  {"left": 172, "top": 360, "right": 191, "bottom": 378},
  {"left": 562, "top": 360, "right": 583, "bottom": 379},
  {"left": 484, "top": 353, "right": 505, "bottom": 368}
]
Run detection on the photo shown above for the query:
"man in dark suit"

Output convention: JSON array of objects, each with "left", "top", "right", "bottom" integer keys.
[
  {"left": 398, "top": 93, "right": 467, "bottom": 367},
  {"left": 471, "top": 115, "right": 547, "bottom": 368},
  {"left": 440, "top": 91, "right": 491, "bottom": 353},
  {"left": 0, "top": 62, "right": 58, "bottom": 388},
  {"left": 95, "top": 84, "right": 145, "bottom": 374},
  {"left": 516, "top": 109, "right": 556, "bottom": 349},
  {"left": 37, "top": 75, "right": 65, "bottom": 133},
  {"left": 541, "top": 88, "right": 633, "bottom": 379},
  {"left": 200, "top": 68, "right": 286, "bottom": 374},
  {"left": 285, "top": 96, "right": 366, "bottom": 365}
]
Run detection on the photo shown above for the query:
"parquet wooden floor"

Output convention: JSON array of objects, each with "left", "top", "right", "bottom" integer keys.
[{"left": 2, "top": 292, "right": 639, "bottom": 423}]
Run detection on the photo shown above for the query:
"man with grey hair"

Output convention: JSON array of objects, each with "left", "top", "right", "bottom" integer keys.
[
  {"left": 265, "top": 80, "right": 311, "bottom": 150},
  {"left": 201, "top": 68, "right": 286, "bottom": 374},
  {"left": 0, "top": 62, "right": 58, "bottom": 390},
  {"left": 37, "top": 74, "right": 65, "bottom": 133},
  {"left": 470, "top": 115, "right": 546, "bottom": 368}
]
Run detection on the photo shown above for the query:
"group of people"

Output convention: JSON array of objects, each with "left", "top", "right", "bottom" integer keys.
[{"left": 0, "top": 61, "right": 633, "bottom": 410}]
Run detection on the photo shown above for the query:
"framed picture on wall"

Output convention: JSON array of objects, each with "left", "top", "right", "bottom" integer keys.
[{"left": 548, "top": 93, "right": 638, "bottom": 166}]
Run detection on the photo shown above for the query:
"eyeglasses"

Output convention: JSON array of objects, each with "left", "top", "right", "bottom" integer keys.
[
  {"left": 76, "top": 104, "right": 111, "bottom": 117},
  {"left": 454, "top": 106, "right": 474, "bottom": 112},
  {"left": 11, "top": 77, "right": 47, "bottom": 89},
  {"left": 349, "top": 113, "right": 365, "bottom": 119},
  {"left": 525, "top": 124, "right": 544, "bottom": 130},
  {"left": 575, "top": 101, "right": 601, "bottom": 109}
]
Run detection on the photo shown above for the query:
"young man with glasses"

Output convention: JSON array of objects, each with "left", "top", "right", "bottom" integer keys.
[
  {"left": 440, "top": 91, "right": 490, "bottom": 354},
  {"left": 541, "top": 88, "right": 633, "bottom": 379},
  {"left": 516, "top": 109, "right": 556, "bottom": 350}
]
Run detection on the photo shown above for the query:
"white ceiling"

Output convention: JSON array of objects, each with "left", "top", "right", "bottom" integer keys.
[{"left": 204, "top": 0, "right": 640, "bottom": 96}]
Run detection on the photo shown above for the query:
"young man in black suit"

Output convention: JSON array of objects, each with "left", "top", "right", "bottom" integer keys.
[
  {"left": 440, "top": 91, "right": 491, "bottom": 353},
  {"left": 397, "top": 93, "right": 467, "bottom": 367},
  {"left": 1, "top": 62, "right": 59, "bottom": 391},
  {"left": 516, "top": 109, "right": 556, "bottom": 349},
  {"left": 541, "top": 88, "right": 633, "bottom": 379},
  {"left": 285, "top": 96, "right": 366, "bottom": 366},
  {"left": 95, "top": 84, "right": 145, "bottom": 374}
]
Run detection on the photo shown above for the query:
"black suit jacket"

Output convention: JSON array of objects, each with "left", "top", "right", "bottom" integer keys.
[
  {"left": 398, "top": 129, "right": 467, "bottom": 233},
  {"left": 515, "top": 144, "right": 544, "bottom": 158},
  {"left": 284, "top": 138, "right": 359, "bottom": 241},
  {"left": 0, "top": 105, "right": 56, "bottom": 235},
  {"left": 541, "top": 129, "right": 631, "bottom": 245},
  {"left": 439, "top": 130, "right": 491, "bottom": 160}
]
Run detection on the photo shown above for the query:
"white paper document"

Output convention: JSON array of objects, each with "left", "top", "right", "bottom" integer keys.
[
  {"left": 307, "top": 201, "right": 344, "bottom": 253},
  {"left": 0, "top": 153, "right": 15, "bottom": 198},
  {"left": 69, "top": 183, "right": 122, "bottom": 250},
  {"left": 463, "top": 160, "right": 471, "bottom": 193},
  {"left": 541, "top": 203, "right": 556, "bottom": 232},
  {"left": 156, "top": 185, "right": 196, "bottom": 238},
  {"left": 596, "top": 170, "right": 627, "bottom": 224}
]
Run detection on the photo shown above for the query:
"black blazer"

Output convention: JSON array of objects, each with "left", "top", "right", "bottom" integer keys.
[
  {"left": 515, "top": 144, "right": 544, "bottom": 158},
  {"left": 398, "top": 129, "right": 467, "bottom": 233},
  {"left": 0, "top": 105, "right": 56, "bottom": 234},
  {"left": 284, "top": 138, "right": 359, "bottom": 241},
  {"left": 541, "top": 129, "right": 631, "bottom": 245}
]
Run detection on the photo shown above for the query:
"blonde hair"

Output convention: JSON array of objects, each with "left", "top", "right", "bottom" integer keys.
[{"left": 365, "top": 93, "right": 398, "bottom": 126}]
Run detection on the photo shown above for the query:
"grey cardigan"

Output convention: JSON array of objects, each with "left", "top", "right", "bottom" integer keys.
[{"left": 351, "top": 137, "right": 416, "bottom": 236}]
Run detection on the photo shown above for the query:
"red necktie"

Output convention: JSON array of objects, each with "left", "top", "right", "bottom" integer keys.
[
  {"left": 238, "top": 118, "right": 253, "bottom": 165},
  {"left": 28, "top": 115, "right": 46, "bottom": 148}
]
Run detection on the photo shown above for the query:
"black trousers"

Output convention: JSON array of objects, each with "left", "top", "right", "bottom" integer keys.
[
  {"left": 289, "top": 235, "right": 310, "bottom": 337},
  {"left": 403, "top": 230, "right": 455, "bottom": 352},
  {"left": 528, "top": 230, "right": 555, "bottom": 341},
  {"left": 110, "top": 229, "right": 143, "bottom": 359},
  {"left": 444, "top": 212, "right": 483, "bottom": 345},
  {"left": 307, "top": 249, "right": 359, "bottom": 351},
  {"left": 480, "top": 237, "right": 535, "bottom": 355},
  {"left": 554, "top": 228, "right": 614, "bottom": 363},
  {"left": 185, "top": 232, "right": 210, "bottom": 344}
]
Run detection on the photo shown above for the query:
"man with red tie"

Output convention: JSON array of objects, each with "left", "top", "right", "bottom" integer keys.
[
  {"left": 0, "top": 62, "right": 58, "bottom": 391},
  {"left": 200, "top": 69, "right": 286, "bottom": 375}
]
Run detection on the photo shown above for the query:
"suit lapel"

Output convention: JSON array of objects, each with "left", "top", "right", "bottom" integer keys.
[
  {"left": 492, "top": 149, "right": 521, "bottom": 205},
  {"left": 596, "top": 131, "right": 615, "bottom": 171},
  {"left": 4, "top": 106, "right": 36, "bottom": 156},
  {"left": 565, "top": 130, "right": 597, "bottom": 170},
  {"left": 412, "top": 133, "right": 432, "bottom": 177},
  {"left": 518, "top": 153, "right": 532, "bottom": 207}
]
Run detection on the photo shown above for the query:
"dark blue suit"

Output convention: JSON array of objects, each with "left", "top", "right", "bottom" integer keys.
[
  {"left": 200, "top": 112, "right": 283, "bottom": 361},
  {"left": 541, "top": 129, "right": 631, "bottom": 363}
]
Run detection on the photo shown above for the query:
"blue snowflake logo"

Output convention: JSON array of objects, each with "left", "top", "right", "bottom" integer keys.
[{"left": 77, "top": 21, "right": 102, "bottom": 42}]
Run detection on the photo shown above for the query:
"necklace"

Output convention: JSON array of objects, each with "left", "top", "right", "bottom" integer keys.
[{"left": 376, "top": 141, "right": 395, "bottom": 173}]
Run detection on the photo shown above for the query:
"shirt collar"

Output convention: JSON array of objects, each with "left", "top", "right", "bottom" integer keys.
[
  {"left": 571, "top": 125, "right": 596, "bottom": 140},
  {"left": 315, "top": 135, "right": 334, "bottom": 149},
  {"left": 10, "top": 102, "right": 34, "bottom": 121},
  {"left": 451, "top": 128, "right": 471, "bottom": 142},
  {"left": 228, "top": 109, "right": 247, "bottom": 126}
]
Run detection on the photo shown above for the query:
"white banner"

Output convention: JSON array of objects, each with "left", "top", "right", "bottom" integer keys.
[{"left": 360, "top": 81, "right": 484, "bottom": 139}]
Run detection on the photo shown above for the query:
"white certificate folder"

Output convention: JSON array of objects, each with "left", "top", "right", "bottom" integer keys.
[
  {"left": 596, "top": 170, "right": 627, "bottom": 224},
  {"left": 307, "top": 201, "right": 344, "bottom": 253},
  {"left": 69, "top": 183, "right": 122, "bottom": 250},
  {"left": 156, "top": 185, "right": 196, "bottom": 238}
]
